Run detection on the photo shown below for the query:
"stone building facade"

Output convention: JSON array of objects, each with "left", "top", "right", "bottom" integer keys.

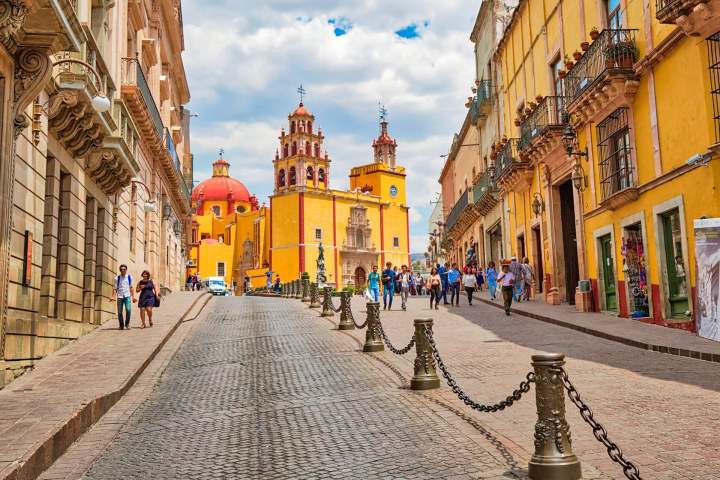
[{"left": 0, "top": 0, "right": 192, "bottom": 387}]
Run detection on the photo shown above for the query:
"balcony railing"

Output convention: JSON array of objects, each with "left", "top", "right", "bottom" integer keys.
[
  {"left": 472, "top": 171, "right": 496, "bottom": 203},
  {"left": 494, "top": 139, "right": 522, "bottom": 180},
  {"left": 519, "top": 96, "right": 567, "bottom": 151},
  {"left": 121, "top": 58, "right": 163, "bottom": 139},
  {"left": 445, "top": 189, "right": 469, "bottom": 232},
  {"left": 564, "top": 29, "right": 638, "bottom": 102},
  {"left": 165, "top": 128, "right": 190, "bottom": 204},
  {"left": 469, "top": 80, "right": 493, "bottom": 123}
]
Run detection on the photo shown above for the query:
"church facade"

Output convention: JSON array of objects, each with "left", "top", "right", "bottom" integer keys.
[{"left": 188, "top": 102, "right": 411, "bottom": 291}]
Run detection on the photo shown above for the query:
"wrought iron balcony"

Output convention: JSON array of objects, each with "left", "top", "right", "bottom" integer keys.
[
  {"left": 472, "top": 170, "right": 499, "bottom": 216},
  {"left": 656, "top": 0, "right": 706, "bottom": 24},
  {"left": 165, "top": 128, "right": 191, "bottom": 205},
  {"left": 445, "top": 189, "right": 469, "bottom": 232},
  {"left": 121, "top": 58, "right": 164, "bottom": 140},
  {"left": 469, "top": 80, "right": 493, "bottom": 124},
  {"left": 564, "top": 29, "right": 639, "bottom": 103},
  {"left": 518, "top": 96, "right": 567, "bottom": 152},
  {"left": 493, "top": 139, "right": 533, "bottom": 192}
]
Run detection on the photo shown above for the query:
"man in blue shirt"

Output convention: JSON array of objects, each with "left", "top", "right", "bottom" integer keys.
[
  {"left": 438, "top": 262, "right": 450, "bottom": 304},
  {"left": 382, "top": 261, "right": 396, "bottom": 310},
  {"left": 367, "top": 265, "right": 381, "bottom": 302},
  {"left": 447, "top": 263, "right": 462, "bottom": 306}
]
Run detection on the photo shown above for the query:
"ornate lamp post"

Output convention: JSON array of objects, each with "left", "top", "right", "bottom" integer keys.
[{"left": 561, "top": 117, "right": 588, "bottom": 192}]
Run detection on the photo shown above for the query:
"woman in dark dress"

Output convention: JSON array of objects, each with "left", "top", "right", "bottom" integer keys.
[{"left": 136, "top": 270, "right": 159, "bottom": 328}]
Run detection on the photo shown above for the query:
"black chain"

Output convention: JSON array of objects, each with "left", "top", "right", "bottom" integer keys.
[
  {"left": 559, "top": 368, "right": 642, "bottom": 479},
  {"left": 424, "top": 326, "right": 534, "bottom": 412},
  {"left": 350, "top": 308, "right": 368, "bottom": 329},
  {"left": 328, "top": 295, "right": 342, "bottom": 313},
  {"left": 376, "top": 321, "right": 415, "bottom": 355}
]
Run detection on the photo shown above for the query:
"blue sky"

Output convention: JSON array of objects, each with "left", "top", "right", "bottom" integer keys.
[{"left": 182, "top": 0, "right": 478, "bottom": 253}]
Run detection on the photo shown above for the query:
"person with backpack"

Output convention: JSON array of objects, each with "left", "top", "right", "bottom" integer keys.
[
  {"left": 382, "top": 262, "right": 396, "bottom": 310},
  {"left": 111, "top": 264, "right": 136, "bottom": 330}
]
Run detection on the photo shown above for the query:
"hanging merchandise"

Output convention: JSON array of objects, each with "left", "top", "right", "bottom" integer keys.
[{"left": 622, "top": 227, "right": 649, "bottom": 318}]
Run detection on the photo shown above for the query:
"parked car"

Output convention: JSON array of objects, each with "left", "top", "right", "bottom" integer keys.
[{"left": 206, "top": 276, "right": 229, "bottom": 296}]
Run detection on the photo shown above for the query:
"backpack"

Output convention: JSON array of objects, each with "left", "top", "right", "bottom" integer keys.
[{"left": 115, "top": 274, "right": 133, "bottom": 290}]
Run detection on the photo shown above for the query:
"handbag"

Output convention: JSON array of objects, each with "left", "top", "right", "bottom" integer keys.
[{"left": 154, "top": 295, "right": 161, "bottom": 308}]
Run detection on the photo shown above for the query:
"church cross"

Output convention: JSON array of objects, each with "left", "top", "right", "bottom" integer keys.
[{"left": 297, "top": 84, "right": 307, "bottom": 104}]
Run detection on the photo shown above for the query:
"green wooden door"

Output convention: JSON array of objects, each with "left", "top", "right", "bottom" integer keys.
[
  {"left": 600, "top": 234, "right": 617, "bottom": 311},
  {"left": 661, "top": 209, "right": 688, "bottom": 318}
]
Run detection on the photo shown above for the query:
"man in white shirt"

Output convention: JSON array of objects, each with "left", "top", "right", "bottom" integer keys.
[
  {"left": 497, "top": 263, "right": 515, "bottom": 316},
  {"left": 399, "top": 265, "right": 411, "bottom": 311},
  {"left": 111, "top": 264, "right": 136, "bottom": 330}
]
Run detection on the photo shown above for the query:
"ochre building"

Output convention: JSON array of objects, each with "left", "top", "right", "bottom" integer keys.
[{"left": 189, "top": 102, "right": 411, "bottom": 291}]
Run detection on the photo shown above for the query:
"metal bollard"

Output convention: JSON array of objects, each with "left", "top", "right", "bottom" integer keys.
[
  {"left": 293, "top": 280, "right": 300, "bottom": 299},
  {"left": 528, "top": 353, "right": 582, "bottom": 480},
  {"left": 362, "top": 302, "right": 384, "bottom": 352},
  {"left": 288, "top": 281, "right": 293, "bottom": 298},
  {"left": 309, "top": 282, "right": 321, "bottom": 308},
  {"left": 301, "top": 279, "right": 310, "bottom": 302},
  {"left": 321, "top": 286, "right": 334, "bottom": 317},
  {"left": 337, "top": 291, "right": 355, "bottom": 330},
  {"left": 291, "top": 280, "right": 297, "bottom": 298},
  {"left": 410, "top": 318, "right": 440, "bottom": 390},
  {"left": 281, "top": 283, "right": 286, "bottom": 297}
]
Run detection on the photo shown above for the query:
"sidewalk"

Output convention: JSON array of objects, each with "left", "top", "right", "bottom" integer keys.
[
  {"left": 0, "top": 291, "right": 211, "bottom": 480},
  {"left": 474, "top": 293, "right": 720, "bottom": 363}
]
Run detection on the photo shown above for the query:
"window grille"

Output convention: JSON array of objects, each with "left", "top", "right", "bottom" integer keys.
[
  {"left": 707, "top": 32, "right": 720, "bottom": 143},
  {"left": 597, "top": 107, "right": 634, "bottom": 199}
]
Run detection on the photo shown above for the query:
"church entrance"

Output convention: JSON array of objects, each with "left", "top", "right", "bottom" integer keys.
[{"left": 354, "top": 267, "right": 367, "bottom": 288}]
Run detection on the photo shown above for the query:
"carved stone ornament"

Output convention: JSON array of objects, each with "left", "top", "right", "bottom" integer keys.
[
  {"left": 86, "top": 148, "right": 133, "bottom": 195},
  {"left": 13, "top": 46, "right": 52, "bottom": 138},
  {"left": 47, "top": 90, "right": 106, "bottom": 157},
  {"left": 0, "top": 0, "right": 28, "bottom": 52}
]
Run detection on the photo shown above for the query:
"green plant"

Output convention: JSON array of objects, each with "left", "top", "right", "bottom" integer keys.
[
  {"left": 301, "top": 272, "right": 310, "bottom": 279},
  {"left": 603, "top": 41, "right": 637, "bottom": 62}
]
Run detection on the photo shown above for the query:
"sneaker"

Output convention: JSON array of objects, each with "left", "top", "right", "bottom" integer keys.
[{"left": 435, "top": 306, "right": 439, "bottom": 310}]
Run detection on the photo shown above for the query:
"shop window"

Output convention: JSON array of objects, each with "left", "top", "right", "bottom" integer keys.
[
  {"left": 597, "top": 107, "right": 633, "bottom": 199},
  {"left": 621, "top": 223, "right": 649, "bottom": 318},
  {"left": 660, "top": 208, "right": 688, "bottom": 318}
]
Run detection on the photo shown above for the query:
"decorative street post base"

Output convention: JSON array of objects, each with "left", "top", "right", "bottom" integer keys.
[
  {"left": 337, "top": 291, "right": 355, "bottom": 330},
  {"left": 294, "top": 280, "right": 301, "bottom": 299},
  {"left": 309, "top": 282, "right": 321, "bottom": 308},
  {"left": 321, "top": 286, "right": 334, "bottom": 317},
  {"left": 362, "top": 302, "right": 384, "bottom": 352},
  {"left": 301, "top": 279, "right": 309, "bottom": 302},
  {"left": 528, "top": 353, "right": 582, "bottom": 480},
  {"left": 410, "top": 318, "right": 440, "bottom": 390}
]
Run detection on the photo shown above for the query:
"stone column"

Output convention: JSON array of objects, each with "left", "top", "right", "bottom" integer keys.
[
  {"left": 40, "top": 157, "right": 61, "bottom": 318},
  {"left": 82, "top": 197, "right": 98, "bottom": 324},
  {"left": 94, "top": 207, "right": 116, "bottom": 325},
  {"left": 55, "top": 174, "right": 86, "bottom": 324}
]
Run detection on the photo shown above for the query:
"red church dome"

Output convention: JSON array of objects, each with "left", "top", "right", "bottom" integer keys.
[
  {"left": 291, "top": 102, "right": 313, "bottom": 117},
  {"left": 191, "top": 157, "right": 252, "bottom": 203}
]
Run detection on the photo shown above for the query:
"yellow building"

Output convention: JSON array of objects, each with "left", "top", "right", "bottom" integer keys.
[
  {"left": 189, "top": 102, "right": 411, "bottom": 291},
  {"left": 442, "top": 0, "right": 720, "bottom": 333}
]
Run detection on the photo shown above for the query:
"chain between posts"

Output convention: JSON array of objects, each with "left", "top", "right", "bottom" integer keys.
[
  {"left": 423, "top": 326, "right": 535, "bottom": 412},
  {"left": 559, "top": 367, "right": 642, "bottom": 480},
  {"left": 328, "top": 294, "right": 342, "bottom": 313},
  {"left": 351, "top": 310, "right": 368, "bottom": 329},
  {"left": 376, "top": 320, "right": 415, "bottom": 355}
]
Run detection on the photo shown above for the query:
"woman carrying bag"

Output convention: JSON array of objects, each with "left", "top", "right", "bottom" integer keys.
[{"left": 136, "top": 270, "right": 160, "bottom": 328}]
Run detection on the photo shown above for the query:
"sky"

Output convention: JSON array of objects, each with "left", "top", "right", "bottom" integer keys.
[{"left": 182, "top": 0, "right": 479, "bottom": 253}]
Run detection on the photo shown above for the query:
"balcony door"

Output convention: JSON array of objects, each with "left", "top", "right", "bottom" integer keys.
[
  {"left": 606, "top": 0, "right": 622, "bottom": 29},
  {"left": 599, "top": 234, "right": 617, "bottom": 312}
]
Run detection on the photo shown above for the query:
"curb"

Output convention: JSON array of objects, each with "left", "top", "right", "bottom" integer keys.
[
  {"left": 4, "top": 293, "right": 212, "bottom": 480},
  {"left": 474, "top": 295, "right": 720, "bottom": 364}
]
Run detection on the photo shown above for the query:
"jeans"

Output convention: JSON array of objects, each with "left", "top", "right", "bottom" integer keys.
[
  {"left": 465, "top": 287, "right": 475, "bottom": 304},
  {"left": 523, "top": 281, "right": 532, "bottom": 301},
  {"left": 369, "top": 286, "right": 379, "bottom": 302},
  {"left": 383, "top": 285, "right": 395, "bottom": 309},
  {"left": 502, "top": 286, "right": 514, "bottom": 314},
  {"left": 117, "top": 296, "right": 131, "bottom": 329},
  {"left": 430, "top": 285, "right": 441, "bottom": 308},
  {"left": 488, "top": 283, "right": 497, "bottom": 300},
  {"left": 449, "top": 283, "right": 460, "bottom": 305},
  {"left": 400, "top": 286, "right": 409, "bottom": 310},
  {"left": 514, "top": 282, "right": 523, "bottom": 302},
  {"left": 441, "top": 281, "right": 449, "bottom": 303}
]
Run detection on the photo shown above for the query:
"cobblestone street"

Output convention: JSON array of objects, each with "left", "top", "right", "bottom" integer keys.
[{"left": 78, "top": 296, "right": 527, "bottom": 480}]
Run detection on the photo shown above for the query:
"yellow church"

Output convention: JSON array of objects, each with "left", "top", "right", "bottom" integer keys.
[{"left": 188, "top": 102, "right": 411, "bottom": 291}]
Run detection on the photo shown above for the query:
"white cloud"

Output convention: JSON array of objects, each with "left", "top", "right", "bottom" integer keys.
[{"left": 183, "top": 0, "right": 478, "bottom": 253}]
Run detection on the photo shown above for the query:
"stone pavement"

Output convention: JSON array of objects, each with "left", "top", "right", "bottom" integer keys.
[
  {"left": 0, "top": 291, "right": 210, "bottom": 480},
  {"left": 474, "top": 293, "right": 720, "bottom": 363},
  {"left": 73, "top": 296, "right": 537, "bottom": 480},
  {"left": 356, "top": 295, "right": 720, "bottom": 480}
]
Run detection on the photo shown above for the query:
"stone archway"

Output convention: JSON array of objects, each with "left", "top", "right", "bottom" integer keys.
[{"left": 354, "top": 267, "right": 367, "bottom": 288}]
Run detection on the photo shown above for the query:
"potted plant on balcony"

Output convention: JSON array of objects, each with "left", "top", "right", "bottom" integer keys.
[
  {"left": 590, "top": 27, "right": 600, "bottom": 40},
  {"left": 514, "top": 118, "right": 522, "bottom": 126},
  {"left": 581, "top": 41, "right": 590, "bottom": 51},
  {"left": 604, "top": 41, "right": 637, "bottom": 69},
  {"left": 573, "top": 50, "right": 582, "bottom": 61},
  {"left": 535, "top": 94, "right": 544, "bottom": 103},
  {"left": 564, "top": 55, "right": 574, "bottom": 70},
  {"left": 528, "top": 100, "right": 537, "bottom": 110},
  {"left": 558, "top": 68, "right": 567, "bottom": 79}
]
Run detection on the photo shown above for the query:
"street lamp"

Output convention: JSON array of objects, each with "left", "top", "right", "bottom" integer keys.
[
  {"left": 531, "top": 192, "right": 545, "bottom": 216},
  {"left": 561, "top": 114, "right": 588, "bottom": 192},
  {"left": 52, "top": 58, "right": 111, "bottom": 113},
  {"left": 112, "top": 180, "right": 157, "bottom": 231}
]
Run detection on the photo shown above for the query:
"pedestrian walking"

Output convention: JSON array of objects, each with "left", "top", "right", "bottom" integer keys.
[
  {"left": 408, "top": 271, "right": 416, "bottom": 296},
  {"left": 368, "top": 265, "right": 381, "bottom": 302},
  {"left": 438, "top": 262, "right": 449, "bottom": 304},
  {"left": 522, "top": 257, "right": 534, "bottom": 301},
  {"left": 111, "top": 264, "right": 136, "bottom": 330},
  {"left": 462, "top": 267, "right": 477, "bottom": 305},
  {"left": 266, "top": 272, "right": 272, "bottom": 292},
  {"left": 448, "top": 263, "right": 461, "bottom": 306},
  {"left": 509, "top": 256, "right": 524, "bottom": 302},
  {"left": 382, "top": 262, "right": 396, "bottom": 310},
  {"left": 186, "top": 274, "right": 193, "bottom": 291},
  {"left": 274, "top": 274, "right": 281, "bottom": 293},
  {"left": 415, "top": 273, "right": 424, "bottom": 296},
  {"left": 428, "top": 267, "right": 442, "bottom": 310},
  {"left": 136, "top": 270, "right": 159, "bottom": 328},
  {"left": 486, "top": 261, "right": 498, "bottom": 301},
  {"left": 399, "top": 265, "right": 411, "bottom": 311},
  {"left": 497, "top": 262, "right": 516, "bottom": 315}
]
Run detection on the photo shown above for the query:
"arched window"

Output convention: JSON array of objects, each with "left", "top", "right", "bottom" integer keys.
[
  {"left": 278, "top": 169, "right": 286, "bottom": 187},
  {"left": 305, "top": 141, "right": 311, "bottom": 156},
  {"left": 306, "top": 166, "right": 314, "bottom": 180},
  {"left": 289, "top": 166, "right": 297, "bottom": 185},
  {"left": 291, "top": 142, "right": 297, "bottom": 155},
  {"left": 314, "top": 143, "right": 320, "bottom": 157},
  {"left": 318, "top": 168, "right": 325, "bottom": 182},
  {"left": 290, "top": 121, "right": 296, "bottom": 134},
  {"left": 283, "top": 144, "right": 289, "bottom": 158}
]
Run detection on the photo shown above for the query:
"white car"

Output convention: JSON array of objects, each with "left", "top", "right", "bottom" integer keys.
[{"left": 206, "top": 276, "right": 228, "bottom": 296}]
